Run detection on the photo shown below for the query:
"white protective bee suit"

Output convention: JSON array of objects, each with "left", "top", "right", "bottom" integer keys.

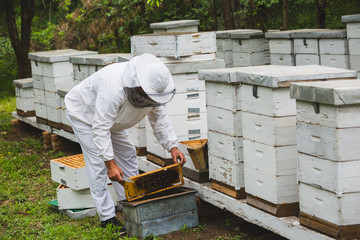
[{"left": 64, "top": 54, "right": 178, "bottom": 221}]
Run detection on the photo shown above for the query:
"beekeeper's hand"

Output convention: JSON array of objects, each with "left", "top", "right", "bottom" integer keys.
[
  {"left": 170, "top": 147, "right": 186, "bottom": 166},
  {"left": 105, "top": 160, "right": 125, "bottom": 183}
]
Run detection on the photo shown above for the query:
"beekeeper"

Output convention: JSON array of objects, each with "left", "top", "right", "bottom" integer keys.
[{"left": 64, "top": 53, "right": 186, "bottom": 231}]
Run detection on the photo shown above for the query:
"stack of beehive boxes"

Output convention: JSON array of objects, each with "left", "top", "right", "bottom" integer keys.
[
  {"left": 292, "top": 29, "right": 349, "bottom": 68},
  {"left": 50, "top": 154, "right": 118, "bottom": 212},
  {"left": 13, "top": 78, "right": 35, "bottom": 117},
  {"left": 131, "top": 30, "right": 224, "bottom": 165},
  {"left": 290, "top": 80, "right": 360, "bottom": 239},
  {"left": 198, "top": 68, "right": 245, "bottom": 198},
  {"left": 215, "top": 29, "right": 269, "bottom": 68},
  {"left": 150, "top": 19, "right": 199, "bottom": 33},
  {"left": 342, "top": 14, "right": 360, "bottom": 77},
  {"left": 28, "top": 49, "right": 96, "bottom": 128},
  {"left": 266, "top": 30, "right": 296, "bottom": 66}
]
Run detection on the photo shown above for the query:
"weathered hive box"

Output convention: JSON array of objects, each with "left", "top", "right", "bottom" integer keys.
[
  {"left": 342, "top": 14, "right": 360, "bottom": 76},
  {"left": 234, "top": 65, "right": 357, "bottom": 216},
  {"left": 342, "top": 14, "right": 360, "bottom": 39},
  {"left": 70, "top": 53, "right": 130, "bottom": 85},
  {"left": 57, "top": 87, "right": 72, "bottom": 133},
  {"left": 290, "top": 79, "right": 360, "bottom": 239},
  {"left": 13, "top": 78, "right": 35, "bottom": 117},
  {"left": 198, "top": 68, "right": 245, "bottom": 197},
  {"left": 57, "top": 184, "right": 118, "bottom": 210},
  {"left": 266, "top": 30, "right": 296, "bottom": 66},
  {"left": 127, "top": 120, "right": 146, "bottom": 156},
  {"left": 131, "top": 32, "right": 216, "bottom": 58},
  {"left": 164, "top": 58, "right": 224, "bottom": 75},
  {"left": 150, "top": 19, "right": 199, "bottom": 33},
  {"left": 122, "top": 187, "right": 198, "bottom": 239}
]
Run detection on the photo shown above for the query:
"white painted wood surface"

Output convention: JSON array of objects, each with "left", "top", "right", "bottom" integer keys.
[
  {"left": 127, "top": 125, "right": 146, "bottom": 148},
  {"left": 296, "top": 101, "right": 360, "bottom": 128},
  {"left": 33, "top": 89, "right": 45, "bottom": 104},
  {"left": 243, "top": 140, "right": 297, "bottom": 175},
  {"left": 217, "top": 38, "right": 233, "bottom": 52},
  {"left": 43, "top": 75, "right": 73, "bottom": 92},
  {"left": 12, "top": 112, "right": 51, "bottom": 133},
  {"left": 269, "top": 39, "right": 294, "bottom": 54},
  {"left": 348, "top": 38, "right": 360, "bottom": 55},
  {"left": 172, "top": 73, "right": 205, "bottom": 93},
  {"left": 32, "top": 75, "right": 45, "bottom": 90},
  {"left": 44, "top": 91, "right": 59, "bottom": 107},
  {"left": 59, "top": 96, "right": 71, "bottom": 126},
  {"left": 294, "top": 39, "right": 319, "bottom": 54},
  {"left": 16, "top": 98, "right": 34, "bottom": 112},
  {"left": 209, "top": 154, "right": 244, "bottom": 190},
  {"left": 207, "top": 106, "right": 242, "bottom": 136},
  {"left": 206, "top": 82, "right": 242, "bottom": 110},
  {"left": 346, "top": 22, "right": 360, "bottom": 39},
  {"left": 35, "top": 102, "right": 47, "bottom": 119},
  {"left": 270, "top": 54, "right": 295, "bottom": 66},
  {"left": 208, "top": 130, "right": 243, "bottom": 164},
  {"left": 46, "top": 105, "right": 61, "bottom": 123},
  {"left": 232, "top": 38, "right": 268, "bottom": 53},
  {"left": 319, "top": 39, "right": 348, "bottom": 55},
  {"left": 165, "top": 91, "right": 206, "bottom": 116},
  {"left": 242, "top": 112, "right": 296, "bottom": 146},
  {"left": 298, "top": 152, "right": 360, "bottom": 195},
  {"left": 296, "top": 122, "right": 360, "bottom": 161},
  {"left": 57, "top": 184, "right": 118, "bottom": 210},
  {"left": 241, "top": 84, "right": 296, "bottom": 117},
  {"left": 350, "top": 55, "right": 360, "bottom": 71},
  {"left": 245, "top": 166, "right": 299, "bottom": 204},
  {"left": 15, "top": 87, "right": 34, "bottom": 99},
  {"left": 299, "top": 183, "right": 360, "bottom": 226},
  {"left": 295, "top": 54, "right": 320, "bottom": 65},
  {"left": 41, "top": 62, "right": 73, "bottom": 78},
  {"left": 232, "top": 52, "right": 270, "bottom": 67},
  {"left": 320, "top": 54, "right": 350, "bottom": 69}
]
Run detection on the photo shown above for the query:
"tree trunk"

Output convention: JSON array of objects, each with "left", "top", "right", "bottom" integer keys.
[
  {"left": 2, "top": 0, "right": 35, "bottom": 79},
  {"left": 282, "top": 0, "right": 289, "bottom": 30},
  {"left": 315, "top": 0, "right": 326, "bottom": 28},
  {"left": 222, "top": 0, "right": 233, "bottom": 29}
]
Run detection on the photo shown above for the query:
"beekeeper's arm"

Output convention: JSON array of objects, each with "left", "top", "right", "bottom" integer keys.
[
  {"left": 92, "top": 91, "right": 125, "bottom": 183},
  {"left": 147, "top": 105, "right": 186, "bottom": 166}
]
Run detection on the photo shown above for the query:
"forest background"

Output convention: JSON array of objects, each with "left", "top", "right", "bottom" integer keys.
[{"left": 1, "top": 0, "right": 360, "bottom": 98}]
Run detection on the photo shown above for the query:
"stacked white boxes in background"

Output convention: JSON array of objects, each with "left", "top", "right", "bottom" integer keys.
[
  {"left": 290, "top": 80, "right": 360, "bottom": 239},
  {"left": 150, "top": 19, "right": 199, "bottom": 33},
  {"left": 57, "top": 87, "right": 73, "bottom": 133},
  {"left": 28, "top": 49, "right": 96, "bottom": 128},
  {"left": 292, "top": 29, "right": 349, "bottom": 69},
  {"left": 131, "top": 31, "right": 225, "bottom": 161},
  {"left": 342, "top": 14, "right": 360, "bottom": 77},
  {"left": 230, "top": 30, "right": 270, "bottom": 67},
  {"left": 50, "top": 154, "right": 117, "bottom": 211},
  {"left": 216, "top": 30, "right": 245, "bottom": 68},
  {"left": 266, "top": 30, "right": 296, "bottom": 66},
  {"left": 235, "top": 65, "right": 357, "bottom": 217},
  {"left": 13, "top": 78, "right": 35, "bottom": 117},
  {"left": 198, "top": 68, "right": 245, "bottom": 198},
  {"left": 70, "top": 53, "right": 131, "bottom": 85}
]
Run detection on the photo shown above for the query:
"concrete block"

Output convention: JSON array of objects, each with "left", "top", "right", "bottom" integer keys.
[
  {"left": 319, "top": 39, "right": 348, "bottom": 55},
  {"left": 207, "top": 106, "right": 242, "bottom": 136},
  {"left": 320, "top": 54, "right": 350, "bottom": 69},
  {"left": 349, "top": 39, "right": 360, "bottom": 55},
  {"left": 294, "top": 39, "right": 319, "bottom": 54},
  {"left": 270, "top": 53, "right": 295, "bottom": 66},
  {"left": 295, "top": 54, "right": 320, "bottom": 66},
  {"left": 208, "top": 131, "right": 243, "bottom": 164}
]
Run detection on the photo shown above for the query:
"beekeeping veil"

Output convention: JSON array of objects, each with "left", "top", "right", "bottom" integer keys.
[{"left": 122, "top": 53, "right": 176, "bottom": 108}]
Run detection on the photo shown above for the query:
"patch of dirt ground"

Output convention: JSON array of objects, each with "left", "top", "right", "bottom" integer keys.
[{"left": 7, "top": 122, "right": 287, "bottom": 240}]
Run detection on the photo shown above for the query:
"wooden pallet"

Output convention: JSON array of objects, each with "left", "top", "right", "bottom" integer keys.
[
  {"left": 136, "top": 147, "right": 147, "bottom": 157},
  {"left": 36, "top": 116, "right": 48, "bottom": 125},
  {"left": 146, "top": 153, "right": 174, "bottom": 167},
  {"left": 246, "top": 194, "right": 299, "bottom": 217},
  {"left": 182, "top": 167, "right": 209, "bottom": 183},
  {"left": 62, "top": 124, "right": 74, "bottom": 133},
  {"left": 300, "top": 211, "right": 360, "bottom": 240},
  {"left": 211, "top": 179, "right": 245, "bottom": 199},
  {"left": 16, "top": 109, "right": 35, "bottom": 117},
  {"left": 48, "top": 120, "right": 61, "bottom": 129}
]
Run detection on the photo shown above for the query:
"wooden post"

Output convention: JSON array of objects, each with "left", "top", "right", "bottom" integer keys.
[
  {"left": 42, "top": 132, "right": 52, "bottom": 150},
  {"left": 11, "top": 119, "right": 23, "bottom": 133}
]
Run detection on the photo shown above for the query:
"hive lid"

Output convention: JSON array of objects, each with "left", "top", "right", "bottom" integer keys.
[
  {"left": 13, "top": 78, "right": 33, "bottom": 88},
  {"left": 234, "top": 65, "right": 357, "bottom": 88},
  {"left": 198, "top": 67, "right": 244, "bottom": 84},
  {"left": 69, "top": 53, "right": 128, "bottom": 65},
  {"left": 28, "top": 49, "right": 98, "bottom": 63},
  {"left": 216, "top": 29, "right": 261, "bottom": 39},
  {"left": 265, "top": 29, "right": 321, "bottom": 39},
  {"left": 150, "top": 20, "right": 200, "bottom": 29},
  {"left": 291, "top": 29, "right": 347, "bottom": 39},
  {"left": 342, "top": 14, "right": 360, "bottom": 23},
  {"left": 230, "top": 30, "right": 264, "bottom": 39},
  {"left": 290, "top": 79, "right": 360, "bottom": 106}
]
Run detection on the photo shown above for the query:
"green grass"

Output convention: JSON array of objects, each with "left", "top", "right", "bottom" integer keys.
[{"left": 0, "top": 98, "right": 141, "bottom": 239}]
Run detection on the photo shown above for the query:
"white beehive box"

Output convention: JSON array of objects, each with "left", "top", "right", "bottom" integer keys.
[
  {"left": 243, "top": 140, "right": 297, "bottom": 175},
  {"left": 172, "top": 73, "right": 205, "bottom": 93},
  {"left": 164, "top": 58, "right": 225, "bottom": 75},
  {"left": 32, "top": 75, "right": 45, "bottom": 90},
  {"left": 165, "top": 91, "right": 206, "bottom": 116},
  {"left": 207, "top": 130, "right": 243, "bottom": 164},
  {"left": 13, "top": 78, "right": 35, "bottom": 116},
  {"left": 244, "top": 166, "right": 298, "bottom": 204},
  {"left": 299, "top": 182, "right": 360, "bottom": 226},
  {"left": 342, "top": 14, "right": 360, "bottom": 39},
  {"left": 242, "top": 112, "right": 296, "bottom": 146},
  {"left": 35, "top": 102, "right": 47, "bottom": 119},
  {"left": 33, "top": 88, "right": 45, "bottom": 105},
  {"left": 320, "top": 54, "right": 350, "bottom": 69},
  {"left": 57, "top": 87, "right": 72, "bottom": 128},
  {"left": 150, "top": 19, "right": 199, "bottom": 33},
  {"left": 294, "top": 39, "right": 319, "bottom": 54},
  {"left": 57, "top": 184, "right": 118, "bottom": 210},
  {"left": 348, "top": 38, "right": 360, "bottom": 55},
  {"left": 209, "top": 154, "right": 244, "bottom": 190},
  {"left": 295, "top": 54, "right": 320, "bottom": 66},
  {"left": 232, "top": 52, "right": 270, "bottom": 67},
  {"left": 319, "top": 38, "right": 348, "bottom": 55},
  {"left": 131, "top": 32, "right": 216, "bottom": 58},
  {"left": 207, "top": 106, "right": 242, "bottom": 137},
  {"left": 298, "top": 152, "right": 360, "bottom": 195},
  {"left": 270, "top": 54, "right": 295, "bottom": 66},
  {"left": 266, "top": 29, "right": 294, "bottom": 54},
  {"left": 127, "top": 122, "right": 146, "bottom": 148},
  {"left": 350, "top": 55, "right": 360, "bottom": 72},
  {"left": 205, "top": 81, "right": 242, "bottom": 110}
]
